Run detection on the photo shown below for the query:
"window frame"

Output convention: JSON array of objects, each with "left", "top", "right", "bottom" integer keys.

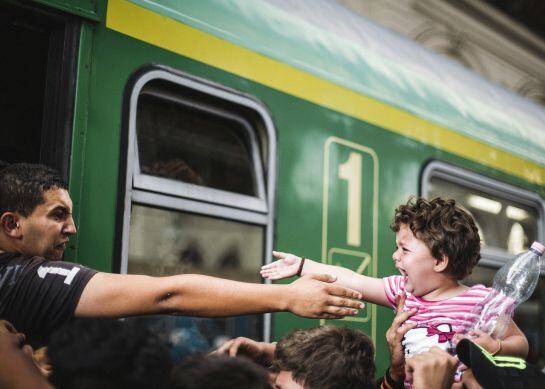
[
  {"left": 134, "top": 87, "right": 268, "bottom": 212},
  {"left": 421, "top": 160, "right": 545, "bottom": 270},
  {"left": 119, "top": 67, "right": 277, "bottom": 340}
]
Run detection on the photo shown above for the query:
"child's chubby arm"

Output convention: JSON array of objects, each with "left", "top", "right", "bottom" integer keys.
[
  {"left": 261, "top": 251, "right": 390, "bottom": 306},
  {"left": 458, "top": 319, "right": 528, "bottom": 358}
]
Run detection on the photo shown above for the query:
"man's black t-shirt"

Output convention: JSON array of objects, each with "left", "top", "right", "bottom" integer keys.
[{"left": 0, "top": 252, "right": 97, "bottom": 346}]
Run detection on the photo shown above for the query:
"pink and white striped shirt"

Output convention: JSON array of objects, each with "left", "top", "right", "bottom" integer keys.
[{"left": 383, "top": 275, "right": 490, "bottom": 358}]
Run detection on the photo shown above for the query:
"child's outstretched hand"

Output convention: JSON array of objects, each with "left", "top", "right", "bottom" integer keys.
[{"left": 260, "top": 251, "right": 302, "bottom": 280}]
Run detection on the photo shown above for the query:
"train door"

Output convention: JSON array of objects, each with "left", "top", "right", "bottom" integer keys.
[
  {"left": 0, "top": 1, "right": 79, "bottom": 179},
  {"left": 118, "top": 68, "right": 277, "bottom": 359}
]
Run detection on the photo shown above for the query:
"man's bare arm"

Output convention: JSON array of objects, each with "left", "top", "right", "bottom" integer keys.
[{"left": 75, "top": 272, "right": 364, "bottom": 319}]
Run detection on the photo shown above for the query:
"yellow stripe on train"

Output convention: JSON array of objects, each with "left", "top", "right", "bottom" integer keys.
[{"left": 106, "top": 0, "right": 545, "bottom": 185}]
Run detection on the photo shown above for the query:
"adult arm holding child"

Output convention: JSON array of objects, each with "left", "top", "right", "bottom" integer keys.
[{"left": 384, "top": 292, "right": 417, "bottom": 384}]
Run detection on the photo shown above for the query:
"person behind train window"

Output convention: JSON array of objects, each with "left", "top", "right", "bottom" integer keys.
[
  {"left": 216, "top": 325, "right": 376, "bottom": 389},
  {"left": 170, "top": 354, "right": 272, "bottom": 389},
  {"left": 0, "top": 163, "right": 363, "bottom": 346},
  {"left": 46, "top": 318, "right": 171, "bottom": 389},
  {"left": 262, "top": 197, "right": 529, "bottom": 386}
]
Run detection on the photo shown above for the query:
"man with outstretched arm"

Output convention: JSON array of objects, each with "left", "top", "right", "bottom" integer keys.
[{"left": 0, "top": 163, "right": 363, "bottom": 346}]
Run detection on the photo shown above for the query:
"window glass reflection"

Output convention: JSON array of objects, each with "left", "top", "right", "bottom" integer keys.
[
  {"left": 427, "top": 177, "right": 539, "bottom": 254},
  {"left": 127, "top": 204, "right": 264, "bottom": 359},
  {"left": 128, "top": 204, "right": 263, "bottom": 282},
  {"left": 136, "top": 93, "right": 257, "bottom": 196}
]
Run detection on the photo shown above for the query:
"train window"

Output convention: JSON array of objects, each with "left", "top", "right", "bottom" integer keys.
[
  {"left": 427, "top": 176, "right": 539, "bottom": 255},
  {"left": 422, "top": 162, "right": 543, "bottom": 264},
  {"left": 422, "top": 161, "right": 545, "bottom": 367},
  {"left": 0, "top": 2, "right": 79, "bottom": 179},
  {"left": 136, "top": 93, "right": 258, "bottom": 196},
  {"left": 128, "top": 205, "right": 264, "bottom": 282},
  {"left": 130, "top": 79, "right": 267, "bottom": 213},
  {"left": 120, "top": 68, "right": 276, "bottom": 357}
]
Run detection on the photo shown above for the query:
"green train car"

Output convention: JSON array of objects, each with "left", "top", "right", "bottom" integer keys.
[{"left": 3, "top": 0, "right": 545, "bottom": 371}]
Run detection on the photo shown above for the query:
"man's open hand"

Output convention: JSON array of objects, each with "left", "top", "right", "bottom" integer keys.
[{"left": 286, "top": 274, "right": 364, "bottom": 319}]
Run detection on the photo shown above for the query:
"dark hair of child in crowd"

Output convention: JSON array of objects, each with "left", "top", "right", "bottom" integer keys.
[
  {"left": 170, "top": 354, "right": 272, "bottom": 389},
  {"left": 0, "top": 162, "right": 66, "bottom": 216},
  {"left": 47, "top": 318, "right": 172, "bottom": 389},
  {"left": 273, "top": 325, "right": 376, "bottom": 389},
  {"left": 390, "top": 196, "right": 481, "bottom": 279}
]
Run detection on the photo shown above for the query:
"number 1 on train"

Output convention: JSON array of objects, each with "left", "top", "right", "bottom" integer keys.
[{"left": 338, "top": 152, "right": 362, "bottom": 247}]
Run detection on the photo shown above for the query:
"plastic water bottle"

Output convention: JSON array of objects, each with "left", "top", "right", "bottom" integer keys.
[{"left": 467, "top": 241, "right": 544, "bottom": 339}]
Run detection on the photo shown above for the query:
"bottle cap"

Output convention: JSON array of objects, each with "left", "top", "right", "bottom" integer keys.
[{"left": 530, "top": 241, "right": 545, "bottom": 255}]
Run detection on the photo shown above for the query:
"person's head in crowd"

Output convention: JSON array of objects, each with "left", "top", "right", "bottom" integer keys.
[
  {"left": 47, "top": 318, "right": 172, "bottom": 389},
  {"left": 273, "top": 325, "right": 375, "bottom": 389},
  {"left": 390, "top": 197, "right": 481, "bottom": 295},
  {"left": 170, "top": 354, "right": 272, "bottom": 389},
  {"left": 0, "top": 163, "right": 75, "bottom": 261}
]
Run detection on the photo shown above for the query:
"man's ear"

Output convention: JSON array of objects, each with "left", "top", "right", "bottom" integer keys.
[
  {"left": 434, "top": 255, "right": 449, "bottom": 273},
  {"left": 0, "top": 213, "right": 23, "bottom": 238}
]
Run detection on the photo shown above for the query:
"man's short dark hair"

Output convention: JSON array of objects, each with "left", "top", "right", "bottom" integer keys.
[
  {"left": 47, "top": 318, "right": 172, "bottom": 389},
  {"left": 0, "top": 163, "right": 66, "bottom": 216},
  {"left": 170, "top": 354, "right": 272, "bottom": 389},
  {"left": 273, "top": 325, "right": 375, "bottom": 389},
  {"left": 390, "top": 197, "right": 481, "bottom": 279}
]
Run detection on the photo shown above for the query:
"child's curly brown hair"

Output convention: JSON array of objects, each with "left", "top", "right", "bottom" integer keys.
[{"left": 390, "top": 197, "right": 481, "bottom": 279}]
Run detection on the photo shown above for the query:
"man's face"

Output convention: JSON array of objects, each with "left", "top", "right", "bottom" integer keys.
[
  {"left": 17, "top": 188, "right": 77, "bottom": 261},
  {"left": 275, "top": 371, "right": 304, "bottom": 389}
]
